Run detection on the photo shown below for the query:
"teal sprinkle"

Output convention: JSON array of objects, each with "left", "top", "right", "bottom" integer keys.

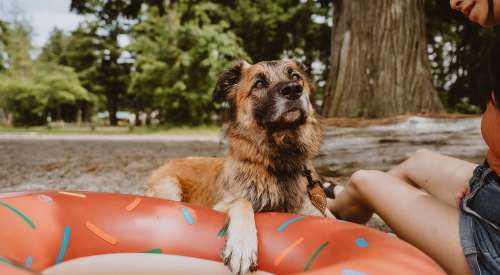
[
  {"left": 181, "top": 208, "right": 194, "bottom": 225},
  {"left": 56, "top": 226, "right": 71, "bottom": 264},
  {"left": 0, "top": 200, "right": 36, "bottom": 229},
  {"left": 217, "top": 225, "right": 228, "bottom": 237},
  {"left": 25, "top": 256, "right": 32, "bottom": 268},
  {"left": 341, "top": 269, "right": 366, "bottom": 275},
  {"left": 355, "top": 238, "right": 369, "bottom": 248},
  {"left": 277, "top": 215, "right": 305, "bottom": 232}
]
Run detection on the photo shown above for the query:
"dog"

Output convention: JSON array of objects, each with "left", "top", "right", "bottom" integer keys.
[{"left": 145, "top": 60, "right": 334, "bottom": 275}]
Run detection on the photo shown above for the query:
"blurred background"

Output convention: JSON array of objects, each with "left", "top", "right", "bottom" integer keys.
[{"left": 0, "top": 0, "right": 497, "bottom": 197}]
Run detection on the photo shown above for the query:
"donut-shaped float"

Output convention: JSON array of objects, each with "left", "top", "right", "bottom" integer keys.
[{"left": 0, "top": 191, "right": 445, "bottom": 274}]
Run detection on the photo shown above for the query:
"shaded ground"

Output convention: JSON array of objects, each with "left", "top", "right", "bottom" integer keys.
[{"left": 0, "top": 137, "right": 223, "bottom": 194}]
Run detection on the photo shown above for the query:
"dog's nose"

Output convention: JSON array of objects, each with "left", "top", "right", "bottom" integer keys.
[{"left": 280, "top": 83, "right": 303, "bottom": 100}]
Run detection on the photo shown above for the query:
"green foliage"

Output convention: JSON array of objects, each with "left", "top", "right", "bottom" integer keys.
[
  {"left": 56, "top": 23, "right": 102, "bottom": 95},
  {"left": 66, "top": 0, "right": 330, "bottom": 124},
  {"left": 0, "top": 19, "right": 32, "bottom": 71},
  {"left": 128, "top": 6, "right": 249, "bottom": 125},
  {"left": 38, "top": 23, "right": 106, "bottom": 108},
  {"left": 70, "top": 0, "right": 167, "bottom": 21},
  {"left": 6, "top": 0, "right": 497, "bottom": 127},
  {"left": 0, "top": 63, "right": 95, "bottom": 126},
  {"left": 0, "top": 21, "right": 95, "bottom": 126},
  {"left": 37, "top": 63, "right": 96, "bottom": 106},
  {"left": 215, "top": 1, "right": 330, "bottom": 65},
  {"left": 91, "top": 24, "right": 131, "bottom": 125},
  {"left": 39, "top": 28, "right": 69, "bottom": 65},
  {"left": 426, "top": 1, "right": 500, "bottom": 111},
  {"left": 455, "top": 97, "right": 482, "bottom": 114},
  {"left": 40, "top": 20, "right": 130, "bottom": 125},
  {"left": 0, "top": 20, "right": 9, "bottom": 71},
  {"left": 179, "top": 1, "right": 331, "bottom": 94},
  {"left": 71, "top": 0, "right": 331, "bottom": 91}
]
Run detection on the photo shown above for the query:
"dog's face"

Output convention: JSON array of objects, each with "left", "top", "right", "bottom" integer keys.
[
  {"left": 214, "top": 60, "right": 316, "bottom": 132},
  {"left": 213, "top": 60, "right": 321, "bottom": 160}
]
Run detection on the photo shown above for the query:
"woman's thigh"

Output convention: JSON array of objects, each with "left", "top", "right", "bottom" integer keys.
[
  {"left": 389, "top": 149, "right": 477, "bottom": 207},
  {"left": 351, "top": 170, "right": 471, "bottom": 275}
]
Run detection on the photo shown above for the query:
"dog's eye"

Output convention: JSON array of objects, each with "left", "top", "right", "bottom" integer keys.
[
  {"left": 254, "top": 80, "right": 265, "bottom": 89},
  {"left": 291, "top": 73, "right": 301, "bottom": 81}
]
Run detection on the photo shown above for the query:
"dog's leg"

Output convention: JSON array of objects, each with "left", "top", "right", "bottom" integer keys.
[
  {"left": 145, "top": 176, "right": 183, "bottom": 201},
  {"left": 323, "top": 208, "right": 337, "bottom": 219},
  {"left": 214, "top": 198, "right": 258, "bottom": 275}
]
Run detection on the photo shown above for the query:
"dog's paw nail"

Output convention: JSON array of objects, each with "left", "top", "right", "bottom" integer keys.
[
  {"left": 223, "top": 236, "right": 257, "bottom": 275},
  {"left": 249, "top": 262, "right": 258, "bottom": 272},
  {"left": 222, "top": 249, "right": 232, "bottom": 266}
]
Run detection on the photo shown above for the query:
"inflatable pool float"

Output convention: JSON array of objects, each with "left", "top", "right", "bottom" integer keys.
[{"left": 0, "top": 191, "right": 445, "bottom": 274}]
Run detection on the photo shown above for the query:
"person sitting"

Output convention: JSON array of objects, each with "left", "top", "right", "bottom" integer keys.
[{"left": 329, "top": 1, "right": 500, "bottom": 274}]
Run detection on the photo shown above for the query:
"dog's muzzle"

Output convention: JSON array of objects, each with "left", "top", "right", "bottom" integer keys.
[{"left": 261, "top": 81, "right": 308, "bottom": 128}]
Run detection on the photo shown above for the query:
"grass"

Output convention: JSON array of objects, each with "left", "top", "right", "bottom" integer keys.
[{"left": 0, "top": 125, "right": 221, "bottom": 135}]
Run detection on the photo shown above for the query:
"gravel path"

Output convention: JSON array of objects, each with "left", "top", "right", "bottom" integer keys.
[
  {"left": 0, "top": 133, "right": 221, "bottom": 142},
  {"left": 0, "top": 135, "right": 223, "bottom": 194}
]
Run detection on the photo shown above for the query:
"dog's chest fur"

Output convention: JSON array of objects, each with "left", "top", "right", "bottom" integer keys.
[{"left": 219, "top": 161, "right": 307, "bottom": 213}]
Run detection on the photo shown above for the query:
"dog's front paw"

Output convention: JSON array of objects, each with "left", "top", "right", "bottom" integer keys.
[{"left": 221, "top": 224, "right": 258, "bottom": 275}]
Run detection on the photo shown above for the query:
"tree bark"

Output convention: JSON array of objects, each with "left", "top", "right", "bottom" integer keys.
[
  {"left": 321, "top": 0, "right": 443, "bottom": 118},
  {"left": 107, "top": 91, "right": 118, "bottom": 126},
  {"left": 76, "top": 104, "right": 83, "bottom": 125}
]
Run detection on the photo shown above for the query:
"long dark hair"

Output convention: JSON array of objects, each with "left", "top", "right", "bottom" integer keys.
[
  {"left": 489, "top": 42, "right": 500, "bottom": 108},
  {"left": 488, "top": 0, "right": 500, "bottom": 108}
]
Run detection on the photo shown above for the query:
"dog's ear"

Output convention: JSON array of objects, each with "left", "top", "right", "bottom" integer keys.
[{"left": 213, "top": 61, "right": 247, "bottom": 103}]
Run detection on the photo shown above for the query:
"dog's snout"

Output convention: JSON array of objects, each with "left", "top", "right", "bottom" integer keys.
[{"left": 280, "top": 83, "right": 303, "bottom": 100}]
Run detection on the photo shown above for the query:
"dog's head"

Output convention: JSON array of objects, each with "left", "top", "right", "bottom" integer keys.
[
  {"left": 214, "top": 60, "right": 317, "bottom": 129},
  {"left": 213, "top": 60, "right": 321, "bottom": 159}
]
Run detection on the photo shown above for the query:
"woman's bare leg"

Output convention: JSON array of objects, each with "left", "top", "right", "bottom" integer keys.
[
  {"left": 328, "top": 149, "right": 477, "bottom": 222},
  {"left": 388, "top": 149, "right": 477, "bottom": 207},
  {"left": 330, "top": 170, "right": 470, "bottom": 275}
]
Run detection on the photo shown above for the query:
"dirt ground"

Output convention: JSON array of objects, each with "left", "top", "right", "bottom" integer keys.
[{"left": 0, "top": 137, "right": 224, "bottom": 194}]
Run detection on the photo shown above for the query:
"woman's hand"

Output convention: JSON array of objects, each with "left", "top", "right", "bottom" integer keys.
[{"left": 456, "top": 185, "right": 470, "bottom": 207}]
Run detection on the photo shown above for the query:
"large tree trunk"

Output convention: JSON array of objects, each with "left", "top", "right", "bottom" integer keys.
[
  {"left": 321, "top": 0, "right": 444, "bottom": 118},
  {"left": 107, "top": 91, "right": 118, "bottom": 126}
]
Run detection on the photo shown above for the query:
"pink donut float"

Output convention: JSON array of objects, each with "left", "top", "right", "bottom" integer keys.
[{"left": 0, "top": 191, "right": 445, "bottom": 274}]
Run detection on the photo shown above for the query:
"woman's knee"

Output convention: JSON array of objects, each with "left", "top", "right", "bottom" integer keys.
[
  {"left": 412, "top": 148, "right": 437, "bottom": 162},
  {"left": 350, "top": 169, "right": 385, "bottom": 191},
  {"left": 394, "top": 148, "right": 438, "bottom": 178}
]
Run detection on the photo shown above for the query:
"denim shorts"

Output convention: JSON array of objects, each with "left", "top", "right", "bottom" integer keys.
[{"left": 459, "top": 165, "right": 500, "bottom": 275}]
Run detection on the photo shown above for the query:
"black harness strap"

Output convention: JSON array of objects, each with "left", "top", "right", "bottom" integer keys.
[
  {"left": 302, "top": 165, "right": 320, "bottom": 189},
  {"left": 302, "top": 165, "right": 335, "bottom": 199}
]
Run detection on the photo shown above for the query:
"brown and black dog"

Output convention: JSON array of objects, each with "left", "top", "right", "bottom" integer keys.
[{"left": 145, "top": 60, "right": 334, "bottom": 275}]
